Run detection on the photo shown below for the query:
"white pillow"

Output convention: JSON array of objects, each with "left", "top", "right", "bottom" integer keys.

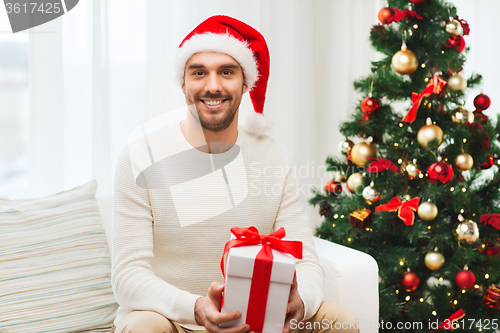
[{"left": 0, "top": 180, "right": 117, "bottom": 332}]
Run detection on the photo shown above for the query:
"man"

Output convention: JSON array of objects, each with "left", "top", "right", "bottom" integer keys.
[{"left": 111, "top": 15, "right": 358, "bottom": 333}]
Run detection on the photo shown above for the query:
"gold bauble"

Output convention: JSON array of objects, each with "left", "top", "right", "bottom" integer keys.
[
  {"left": 332, "top": 170, "right": 347, "bottom": 183},
  {"left": 417, "top": 124, "right": 443, "bottom": 148},
  {"left": 451, "top": 107, "right": 473, "bottom": 123},
  {"left": 418, "top": 201, "right": 438, "bottom": 221},
  {"left": 425, "top": 251, "right": 445, "bottom": 270},
  {"left": 351, "top": 142, "right": 377, "bottom": 167},
  {"left": 347, "top": 173, "right": 366, "bottom": 194},
  {"left": 455, "top": 220, "right": 480, "bottom": 244},
  {"left": 455, "top": 153, "right": 474, "bottom": 172},
  {"left": 445, "top": 19, "right": 464, "bottom": 35},
  {"left": 448, "top": 74, "right": 467, "bottom": 92},
  {"left": 392, "top": 47, "right": 419, "bottom": 75}
]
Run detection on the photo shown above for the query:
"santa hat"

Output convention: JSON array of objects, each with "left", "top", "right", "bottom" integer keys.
[{"left": 175, "top": 15, "right": 272, "bottom": 136}]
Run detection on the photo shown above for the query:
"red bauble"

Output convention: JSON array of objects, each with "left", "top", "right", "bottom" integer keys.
[
  {"left": 361, "top": 96, "right": 380, "bottom": 114},
  {"left": 474, "top": 93, "right": 491, "bottom": 111},
  {"left": 401, "top": 271, "right": 420, "bottom": 292},
  {"left": 455, "top": 269, "right": 476, "bottom": 289},
  {"left": 427, "top": 161, "right": 454, "bottom": 185},
  {"left": 325, "top": 180, "right": 342, "bottom": 196},
  {"left": 484, "top": 245, "right": 500, "bottom": 257},
  {"left": 378, "top": 7, "right": 395, "bottom": 24},
  {"left": 445, "top": 35, "right": 466, "bottom": 53},
  {"left": 410, "top": 0, "right": 425, "bottom": 3},
  {"left": 480, "top": 154, "right": 494, "bottom": 170}
]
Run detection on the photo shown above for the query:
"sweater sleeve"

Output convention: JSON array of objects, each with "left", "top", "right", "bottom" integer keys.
[
  {"left": 272, "top": 153, "right": 325, "bottom": 321},
  {"left": 111, "top": 146, "right": 201, "bottom": 325}
]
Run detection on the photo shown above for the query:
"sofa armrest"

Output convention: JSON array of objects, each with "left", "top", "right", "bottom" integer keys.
[{"left": 314, "top": 237, "right": 379, "bottom": 333}]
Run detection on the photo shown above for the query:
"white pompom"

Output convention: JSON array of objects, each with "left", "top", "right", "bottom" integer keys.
[{"left": 241, "top": 112, "right": 273, "bottom": 136}]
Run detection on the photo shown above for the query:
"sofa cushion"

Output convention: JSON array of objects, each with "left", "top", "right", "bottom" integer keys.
[{"left": 0, "top": 180, "right": 117, "bottom": 332}]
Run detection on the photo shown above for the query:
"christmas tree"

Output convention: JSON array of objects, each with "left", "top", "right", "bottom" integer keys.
[{"left": 310, "top": 0, "right": 500, "bottom": 331}]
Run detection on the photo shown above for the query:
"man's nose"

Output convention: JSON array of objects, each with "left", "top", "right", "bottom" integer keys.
[{"left": 205, "top": 72, "right": 222, "bottom": 93}]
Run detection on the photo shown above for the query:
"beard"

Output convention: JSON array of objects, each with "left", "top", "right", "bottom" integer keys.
[{"left": 186, "top": 92, "right": 241, "bottom": 132}]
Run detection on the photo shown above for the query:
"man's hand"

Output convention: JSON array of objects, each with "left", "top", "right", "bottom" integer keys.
[
  {"left": 195, "top": 282, "right": 250, "bottom": 333},
  {"left": 283, "top": 272, "right": 304, "bottom": 333}
]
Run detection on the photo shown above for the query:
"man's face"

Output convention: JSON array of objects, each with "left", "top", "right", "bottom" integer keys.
[{"left": 182, "top": 52, "right": 248, "bottom": 132}]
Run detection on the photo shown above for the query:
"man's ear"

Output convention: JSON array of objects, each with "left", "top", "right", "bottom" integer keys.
[
  {"left": 243, "top": 84, "right": 249, "bottom": 94},
  {"left": 181, "top": 82, "right": 185, "bottom": 95}
]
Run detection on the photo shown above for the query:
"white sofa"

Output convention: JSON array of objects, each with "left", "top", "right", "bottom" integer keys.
[{"left": 96, "top": 196, "right": 379, "bottom": 333}]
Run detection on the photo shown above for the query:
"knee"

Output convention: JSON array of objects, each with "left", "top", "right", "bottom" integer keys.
[
  {"left": 317, "top": 302, "right": 358, "bottom": 332},
  {"left": 115, "top": 311, "right": 175, "bottom": 333}
]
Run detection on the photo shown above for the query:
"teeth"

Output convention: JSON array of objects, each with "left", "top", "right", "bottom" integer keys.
[{"left": 204, "top": 100, "right": 223, "bottom": 106}]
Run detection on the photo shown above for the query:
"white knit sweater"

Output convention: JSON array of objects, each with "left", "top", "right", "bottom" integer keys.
[{"left": 111, "top": 120, "right": 324, "bottom": 328}]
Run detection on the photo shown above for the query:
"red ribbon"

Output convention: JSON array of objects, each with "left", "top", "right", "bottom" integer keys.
[
  {"left": 455, "top": 15, "right": 470, "bottom": 35},
  {"left": 387, "top": 8, "right": 423, "bottom": 24},
  {"left": 402, "top": 75, "right": 447, "bottom": 123},
  {"left": 438, "top": 309, "right": 466, "bottom": 330},
  {"left": 367, "top": 158, "right": 399, "bottom": 173},
  {"left": 375, "top": 196, "right": 420, "bottom": 226},
  {"left": 480, "top": 214, "right": 500, "bottom": 230},
  {"left": 221, "top": 226, "right": 303, "bottom": 332},
  {"left": 466, "top": 122, "right": 490, "bottom": 151}
]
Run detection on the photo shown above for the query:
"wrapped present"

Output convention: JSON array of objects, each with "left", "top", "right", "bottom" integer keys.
[
  {"left": 484, "top": 284, "right": 500, "bottom": 310},
  {"left": 220, "top": 226, "right": 302, "bottom": 333}
]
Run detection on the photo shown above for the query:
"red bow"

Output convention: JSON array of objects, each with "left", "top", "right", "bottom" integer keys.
[
  {"left": 367, "top": 158, "right": 399, "bottom": 173},
  {"left": 455, "top": 15, "right": 470, "bottom": 35},
  {"left": 221, "top": 226, "right": 302, "bottom": 332},
  {"left": 480, "top": 214, "right": 500, "bottom": 230},
  {"left": 387, "top": 8, "right": 423, "bottom": 24},
  {"left": 466, "top": 122, "right": 490, "bottom": 151},
  {"left": 438, "top": 309, "right": 466, "bottom": 330},
  {"left": 375, "top": 196, "right": 421, "bottom": 226},
  {"left": 402, "top": 75, "right": 447, "bottom": 123}
]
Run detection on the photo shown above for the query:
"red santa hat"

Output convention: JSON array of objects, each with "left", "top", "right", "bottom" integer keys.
[{"left": 175, "top": 15, "right": 272, "bottom": 136}]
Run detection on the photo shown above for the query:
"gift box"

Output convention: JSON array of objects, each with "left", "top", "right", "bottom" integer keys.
[{"left": 220, "top": 227, "right": 302, "bottom": 333}]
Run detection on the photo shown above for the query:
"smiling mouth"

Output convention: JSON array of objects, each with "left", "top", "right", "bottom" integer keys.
[{"left": 201, "top": 99, "right": 227, "bottom": 106}]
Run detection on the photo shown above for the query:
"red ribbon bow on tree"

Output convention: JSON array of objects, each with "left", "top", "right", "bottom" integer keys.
[
  {"left": 437, "top": 309, "right": 466, "bottom": 330},
  {"left": 375, "top": 196, "right": 421, "bottom": 226},
  {"left": 480, "top": 214, "right": 500, "bottom": 230},
  {"left": 221, "top": 226, "right": 303, "bottom": 332},
  {"left": 455, "top": 15, "right": 470, "bottom": 35},
  {"left": 387, "top": 8, "right": 423, "bottom": 24},
  {"left": 466, "top": 122, "right": 490, "bottom": 151},
  {"left": 402, "top": 75, "right": 447, "bottom": 123},
  {"left": 367, "top": 158, "right": 399, "bottom": 173}
]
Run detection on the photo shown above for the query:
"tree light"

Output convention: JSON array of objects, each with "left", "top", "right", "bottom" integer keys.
[
  {"left": 432, "top": 311, "right": 437, "bottom": 316},
  {"left": 462, "top": 188, "right": 467, "bottom": 192},
  {"left": 405, "top": 296, "right": 410, "bottom": 301},
  {"left": 485, "top": 274, "right": 490, "bottom": 279},
  {"left": 347, "top": 238, "right": 352, "bottom": 242},
  {"left": 334, "top": 214, "right": 338, "bottom": 219},
  {"left": 453, "top": 300, "right": 458, "bottom": 305},
  {"left": 460, "top": 209, "right": 464, "bottom": 213},
  {"left": 399, "top": 260, "right": 404, "bottom": 266},
  {"left": 413, "top": 24, "right": 419, "bottom": 29},
  {"left": 420, "top": 298, "right": 424, "bottom": 302},
  {"left": 398, "top": 159, "right": 403, "bottom": 164},
  {"left": 424, "top": 78, "right": 429, "bottom": 82},
  {"left": 340, "top": 215, "right": 344, "bottom": 218},
  {"left": 463, "top": 138, "right": 467, "bottom": 143},
  {"left": 396, "top": 290, "right": 399, "bottom": 294},
  {"left": 462, "top": 289, "right": 466, "bottom": 293},
  {"left": 450, "top": 187, "right": 455, "bottom": 192},
  {"left": 332, "top": 224, "right": 336, "bottom": 227},
  {"left": 399, "top": 123, "right": 404, "bottom": 127},
  {"left": 394, "top": 143, "right": 399, "bottom": 147},
  {"left": 421, "top": 63, "right": 426, "bottom": 68}
]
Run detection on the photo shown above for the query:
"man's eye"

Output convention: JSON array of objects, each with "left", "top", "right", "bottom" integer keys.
[
  {"left": 193, "top": 71, "right": 204, "bottom": 76},
  {"left": 222, "top": 71, "right": 232, "bottom": 75}
]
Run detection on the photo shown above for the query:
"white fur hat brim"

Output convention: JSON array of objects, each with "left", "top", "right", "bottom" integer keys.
[{"left": 175, "top": 32, "right": 259, "bottom": 90}]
